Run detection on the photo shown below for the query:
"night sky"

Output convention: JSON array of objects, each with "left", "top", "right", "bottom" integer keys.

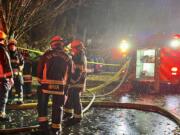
[{"left": 77, "top": 0, "right": 180, "bottom": 46}]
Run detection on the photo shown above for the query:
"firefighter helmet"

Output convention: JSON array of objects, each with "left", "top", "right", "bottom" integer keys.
[
  {"left": 0, "top": 31, "right": 7, "bottom": 45},
  {"left": 0, "top": 31, "right": 7, "bottom": 40},
  {"left": 8, "top": 38, "right": 17, "bottom": 45},
  {"left": 50, "top": 35, "right": 64, "bottom": 48},
  {"left": 71, "top": 40, "right": 85, "bottom": 55},
  {"left": 8, "top": 38, "right": 17, "bottom": 51},
  {"left": 71, "top": 40, "right": 85, "bottom": 49}
]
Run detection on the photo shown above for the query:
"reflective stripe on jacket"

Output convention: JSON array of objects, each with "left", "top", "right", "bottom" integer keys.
[
  {"left": 0, "top": 45, "right": 13, "bottom": 79},
  {"left": 23, "top": 59, "right": 32, "bottom": 83},
  {"left": 23, "top": 74, "right": 32, "bottom": 83},
  {"left": 70, "top": 51, "right": 87, "bottom": 91},
  {"left": 37, "top": 48, "right": 72, "bottom": 95}
]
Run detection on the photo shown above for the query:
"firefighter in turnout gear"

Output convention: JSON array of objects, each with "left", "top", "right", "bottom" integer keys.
[
  {"left": 64, "top": 39, "right": 87, "bottom": 125},
  {"left": 0, "top": 31, "right": 14, "bottom": 121},
  {"left": 37, "top": 35, "right": 72, "bottom": 135},
  {"left": 8, "top": 38, "right": 24, "bottom": 104}
]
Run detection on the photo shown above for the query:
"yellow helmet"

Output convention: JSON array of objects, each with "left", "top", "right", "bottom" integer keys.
[
  {"left": 0, "top": 31, "right": 7, "bottom": 45},
  {"left": 0, "top": 30, "right": 7, "bottom": 40}
]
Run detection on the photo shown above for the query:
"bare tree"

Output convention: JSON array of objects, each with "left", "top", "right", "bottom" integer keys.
[{"left": 0, "top": 0, "right": 86, "bottom": 39}]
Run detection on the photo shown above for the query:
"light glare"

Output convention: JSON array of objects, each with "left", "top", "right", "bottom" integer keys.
[
  {"left": 119, "top": 40, "right": 129, "bottom": 52},
  {"left": 171, "top": 67, "right": 178, "bottom": 72},
  {"left": 170, "top": 39, "right": 180, "bottom": 48}
]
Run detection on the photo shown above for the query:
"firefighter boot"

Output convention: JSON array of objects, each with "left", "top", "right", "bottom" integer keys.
[
  {"left": 38, "top": 121, "right": 50, "bottom": 135},
  {"left": 64, "top": 117, "right": 82, "bottom": 127},
  {"left": 51, "top": 123, "right": 62, "bottom": 135},
  {"left": 7, "top": 99, "right": 13, "bottom": 105},
  {"left": 16, "top": 98, "right": 24, "bottom": 105},
  {"left": 0, "top": 112, "right": 11, "bottom": 122},
  {"left": 7, "top": 89, "right": 14, "bottom": 104},
  {"left": 50, "top": 128, "right": 62, "bottom": 135},
  {"left": 63, "top": 112, "right": 73, "bottom": 120},
  {"left": 15, "top": 93, "right": 24, "bottom": 105}
]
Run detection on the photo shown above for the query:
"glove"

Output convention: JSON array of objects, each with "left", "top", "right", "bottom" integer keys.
[{"left": 9, "top": 78, "right": 14, "bottom": 86}]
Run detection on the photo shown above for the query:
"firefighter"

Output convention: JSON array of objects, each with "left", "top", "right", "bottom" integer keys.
[
  {"left": 23, "top": 52, "right": 32, "bottom": 98},
  {"left": 0, "top": 31, "right": 14, "bottom": 121},
  {"left": 37, "top": 35, "right": 72, "bottom": 135},
  {"left": 64, "top": 39, "right": 87, "bottom": 125},
  {"left": 8, "top": 38, "right": 24, "bottom": 104}
]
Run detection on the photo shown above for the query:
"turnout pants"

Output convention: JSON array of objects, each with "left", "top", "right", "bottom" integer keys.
[
  {"left": 37, "top": 85, "right": 65, "bottom": 133},
  {"left": 23, "top": 82, "right": 32, "bottom": 95},
  {"left": 64, "top": 88, "right": 82, "bottom": 119},
  {"left": 0, "top": 79, "right": 11, "bottom": 116},
  {"left": 9, "top": 75, "right": 24, "bottom": 101},
  {"left": 23, "top": 75, "right": 32, "bottom": 96}
]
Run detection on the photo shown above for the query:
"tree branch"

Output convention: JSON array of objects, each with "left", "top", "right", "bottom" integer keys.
[{"left": 1, "top": 0, "right": 87, "bottom": 39}]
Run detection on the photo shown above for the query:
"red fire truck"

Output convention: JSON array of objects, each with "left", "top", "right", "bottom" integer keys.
[{"left": 133, "top": 34, "right": 180, "bottom": 92}]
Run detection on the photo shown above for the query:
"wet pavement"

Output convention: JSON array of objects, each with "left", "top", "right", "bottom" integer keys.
[
  {"left": 0, "top": 108, "right": 179, "bottom": 135},
  {"left": 111, "top": 92, "right": 180, "bottom": 119},
  {"left": 81, "top": 108, "right": 179, "bottom": 135},
  {"left": 0, "top": 109, "right": 39, "bottom": 129},
  {"left": 2, "top": 73, "right": 180, "bottom": 134}
]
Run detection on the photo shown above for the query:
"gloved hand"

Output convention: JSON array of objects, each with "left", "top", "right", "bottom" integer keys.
[
  {"left": 9, "top": 78, "right": 14, "bottom": 86},
  {"left": 19, "top": 66, "right": 24, "bottom": 71}
]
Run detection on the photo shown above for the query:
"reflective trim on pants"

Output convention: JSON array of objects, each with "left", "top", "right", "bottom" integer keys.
[
  {"left": 38, "top": 116, "right": 48, "bottom": 122},
  {"left": 24, "top": 80, "right": 32, "bottom": 83},
  {"left": 70, "top": 84, "right": 85, "bottom": 88},
  {"left": 51, "top": 123, "right": 61, "bottom": 129},
  {"left": 42, "top": 89, "right": 64, "bottom": 95},
  {"left": 23, "top": 75, "right": 32, "bottom": 78},
  {"left": 74, "top": 113, "right": 83, "bottom": 119},
  {"left": 64, "top": 108, "right": 73, "bottom": 114}
]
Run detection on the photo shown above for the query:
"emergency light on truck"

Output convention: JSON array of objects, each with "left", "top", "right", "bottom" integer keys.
[{"left": 171, "top": 67, "right": 178, "bottom": 76}]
